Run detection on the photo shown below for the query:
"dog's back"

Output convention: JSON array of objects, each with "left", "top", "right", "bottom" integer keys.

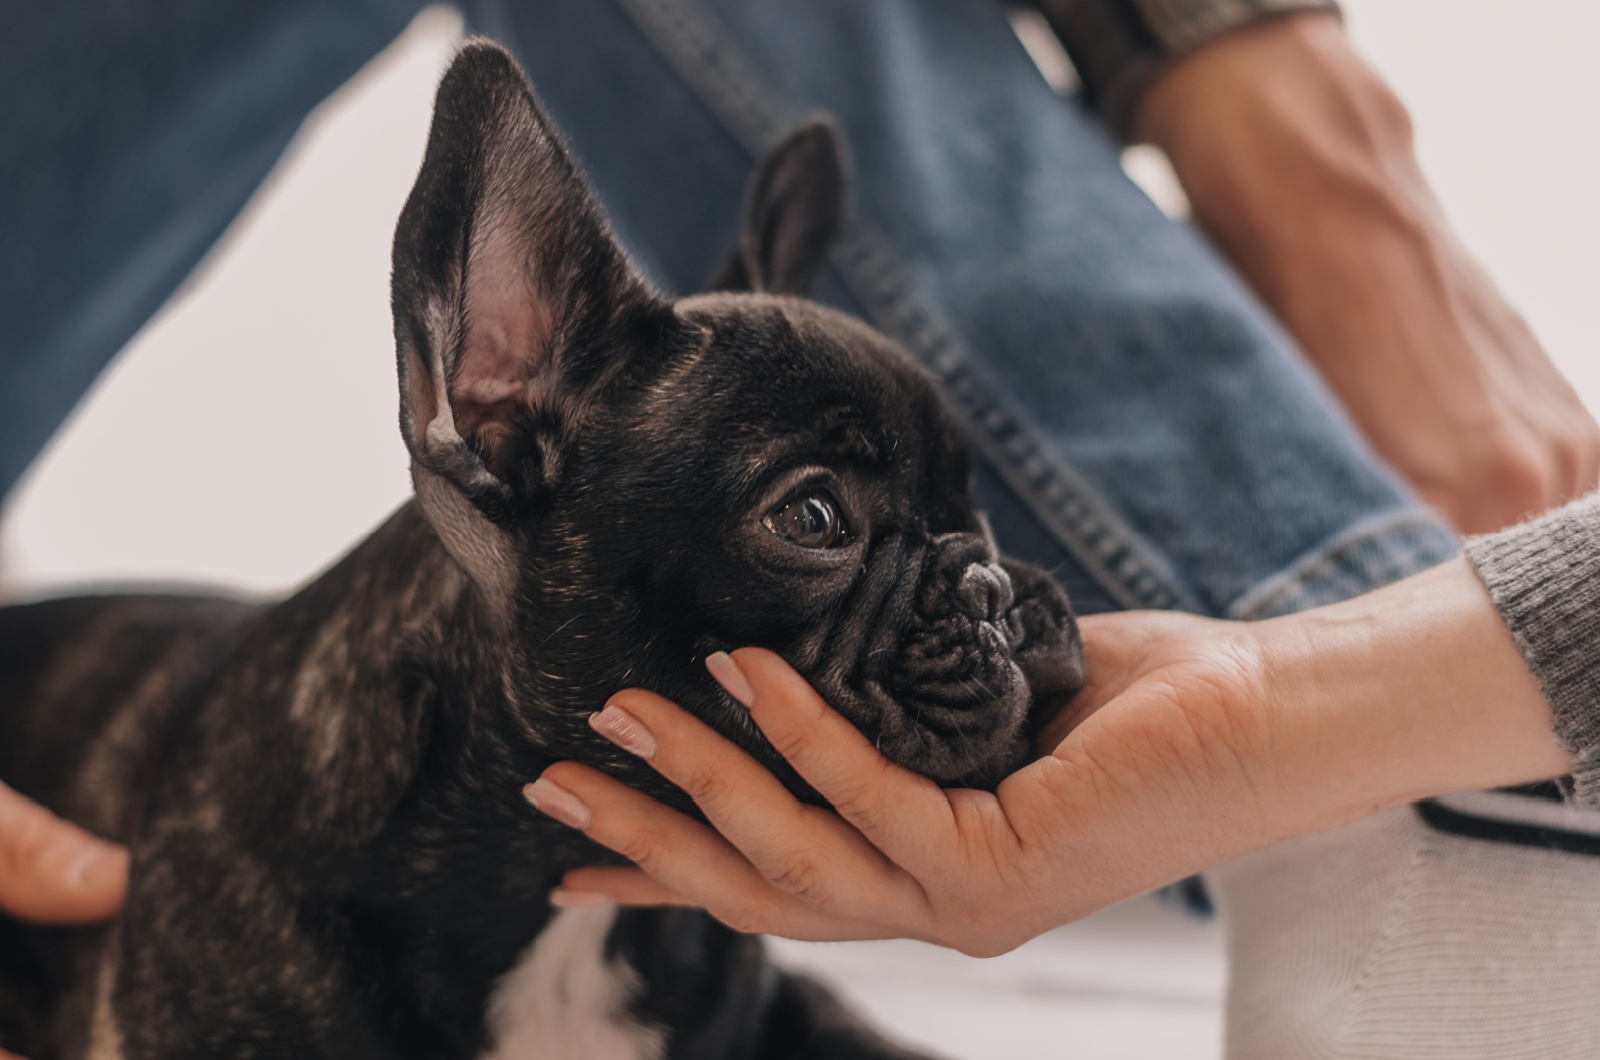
[
  {"left": 0, "top": 593, "right": 259, "bottom": 1052},
  {"left": 0, "top": 594, "right": 259, "bottom": 819}
]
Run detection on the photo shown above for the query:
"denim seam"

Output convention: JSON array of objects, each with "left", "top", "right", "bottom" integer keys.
[
  {"left": 608, "top": 0, "right": 1201, "bottom": 613},
  {"left": 1225, "top": 508, "right": 1457, "bottom": 620}
]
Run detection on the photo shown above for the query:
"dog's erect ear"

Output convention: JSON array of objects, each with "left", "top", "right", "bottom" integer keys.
[
  {"left": 711, "top": 116, "right": 850, "bottom": 296},
  {"left": 392, "top": 40, "right": 662, "bottom": 526}
]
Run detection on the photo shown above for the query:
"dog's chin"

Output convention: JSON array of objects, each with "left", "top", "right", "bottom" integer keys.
[
  {"left": 838, "top": 638, "right": 1034, "bottom": 789},
  {"left": 838, "top": 611, "right": 1085, "bottom": 790}
]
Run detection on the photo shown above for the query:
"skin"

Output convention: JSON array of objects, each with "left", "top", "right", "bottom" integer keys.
[
  {"left": 0, "top": 782, "right": 127, "bottom": 1060},
  {"left": 1137, "top": 13, "right": 1600, "bottom": 534},
  {"left": 537, "top": 558, "right": 1571, "bottom": 956},
  {"left": 0, "top": 781, "right": 126, "bottom": 925}
]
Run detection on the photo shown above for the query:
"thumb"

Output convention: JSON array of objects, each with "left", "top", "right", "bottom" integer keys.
[
  {"left": 0, "top": 781, "right": 127, "bottom": 923},
  {"left": 1037, "top": 611, "right": 1211, "bottom": 752}
]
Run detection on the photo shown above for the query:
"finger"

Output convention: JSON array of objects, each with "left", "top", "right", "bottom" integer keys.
[
  {"left": 1038, "top": 612, "right": 1180, "bottom": 750},
  {"left": 558, "top": 865, "right": 697, "bottom": 907},
  {"left": 0, "top": 782, "right": 128, "bottom": 924},
  {"left": 590, "top": 687, "right": 916, "bottom": 913},
  {"left": 710, "top": 649, "right": 957, "bottom": 876},
  {"left": 530, "top": 763, "right": 905, "bottom": 941}
]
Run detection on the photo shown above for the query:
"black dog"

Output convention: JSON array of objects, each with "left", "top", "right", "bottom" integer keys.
[{"left": 0, "top": 41, "right": 1083, "bottom": 1060}]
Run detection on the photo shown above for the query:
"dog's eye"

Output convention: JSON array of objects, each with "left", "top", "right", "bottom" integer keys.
[{"left": 764, "top": 493, "right": 848, "bottom": 549}]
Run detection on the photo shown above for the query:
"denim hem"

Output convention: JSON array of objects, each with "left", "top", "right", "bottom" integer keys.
[
  {"left": 610, "top": 0, "right": 1204, "bottom": 614},
  {"left": 1225, "top": 508, "right": 1460, "bottom": 620}
]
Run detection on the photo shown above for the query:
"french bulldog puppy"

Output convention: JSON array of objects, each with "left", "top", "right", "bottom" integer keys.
[{"left": 0, "top": 41, "right": 1083, "bottom": 1060}]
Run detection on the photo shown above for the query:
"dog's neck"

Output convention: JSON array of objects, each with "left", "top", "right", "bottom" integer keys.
[{"left": 234, "top": 500, "right": 613, "bottom": 1052}]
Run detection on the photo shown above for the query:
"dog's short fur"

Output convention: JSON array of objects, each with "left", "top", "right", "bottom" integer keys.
[{"left": 0, "top": 42, "right": 1083, "bottom": 1060}]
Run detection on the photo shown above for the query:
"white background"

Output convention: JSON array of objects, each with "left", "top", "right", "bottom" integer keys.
[{"left": 2, "top": 4, "right": 1595, "bottom": 1056}]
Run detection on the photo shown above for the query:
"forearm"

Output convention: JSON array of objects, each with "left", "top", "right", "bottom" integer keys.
[
  {"left": 1254, "top": 558, "right": 1570, "bottom": 838},
  {"left": 1465, "top": 492, "right": 1600, "bottom": 807},
  {"left": 1135, "top": 12, "right": 1425, "bottom": 331},
  {"left": 1132, "top": 12, "right": 1598, "bottom": 532}
]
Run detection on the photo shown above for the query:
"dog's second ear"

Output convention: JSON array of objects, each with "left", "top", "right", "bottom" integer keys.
[
  {"left": 712, "top": 116, "right": 850, "bottom": 296},
  {"left": 392, "top": 40, "right": 665, "bottom": 525}
]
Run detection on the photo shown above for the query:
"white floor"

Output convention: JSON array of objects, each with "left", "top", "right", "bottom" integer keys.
[
  {"left": 768, "top": 897, "right": 1225, "bottom": 1060},
  {"left": 2, "top": 5, "right": 1595, "bottom": 1057}
]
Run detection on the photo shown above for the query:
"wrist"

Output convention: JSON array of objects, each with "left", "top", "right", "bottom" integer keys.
[
  {"left": 1255, "top": 560, "right": 1569, "bottom": 835},
  {"left": 1136, "top": 14, "right": 1436, "bottom": 311}
]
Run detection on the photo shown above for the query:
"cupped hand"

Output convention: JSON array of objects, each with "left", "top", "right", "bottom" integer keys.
[
  {"left": 527, "top": 560, "right": 1570, "bottom": 953},
  {"left": 0, "top": 780, "right": 127, "bottom": 924},
  {"left": 529, "top": 625, "right": 1292, "bottom": 956}
]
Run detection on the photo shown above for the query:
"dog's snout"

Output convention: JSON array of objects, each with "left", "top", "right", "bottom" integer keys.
[{"left": 956, "top": 561, "right": 1014, "bottom": 623}]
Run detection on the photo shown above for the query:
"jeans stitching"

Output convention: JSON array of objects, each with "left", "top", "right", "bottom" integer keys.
[
  {"left": 609, "top": 0, "right": 1200, "bottom": 613},
  {"left": 1226, "top": 509, "right": 1457, "bottom": 620}
]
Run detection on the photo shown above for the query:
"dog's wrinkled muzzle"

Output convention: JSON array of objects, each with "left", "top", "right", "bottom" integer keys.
[{"left": 839, "top": 532, "right": 1084, "bottom": 788}]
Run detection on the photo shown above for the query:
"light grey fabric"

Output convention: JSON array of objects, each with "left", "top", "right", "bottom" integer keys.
[{"left": 1466, "top": 492, "right": 1600, "bottom": 810}]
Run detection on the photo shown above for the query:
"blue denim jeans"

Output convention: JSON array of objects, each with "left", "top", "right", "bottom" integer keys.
[{"left": 0, "top": 0, "right": 1457, "bottom": 616}]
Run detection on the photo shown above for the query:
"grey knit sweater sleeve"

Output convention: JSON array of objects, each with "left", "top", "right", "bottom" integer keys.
[{"left": 1465, "top": 491, "right": 1600, "bottom": 810}]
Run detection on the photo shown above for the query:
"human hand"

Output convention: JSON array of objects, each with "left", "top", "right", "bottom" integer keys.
[
  {"left": 1138, "top": 14, "right": 1600, "bottom": 533},
  {"left": 532, "top": 641, "right": 1253, "bottom": 956},
  {"left": 527, "top": 560, "right": 1567, "bottom": 954},
  {"left": 0, "top": 780, "right": 127, "bottom": 924}
]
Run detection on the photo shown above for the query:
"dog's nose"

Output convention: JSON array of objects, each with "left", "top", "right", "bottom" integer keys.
[{"left": 956, "top": 561, "right": 1014, "bottom": 623}]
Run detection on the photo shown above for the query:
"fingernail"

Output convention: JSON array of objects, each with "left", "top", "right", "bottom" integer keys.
[
  {"left": 550, "top": 888, "right": 613, "bottom": 909},
  {"left": 67, "top": 842, "right": 127, "bottom": 893},
  {"left": 590, "top": 704, "right": 657, "bottom": 759},
  {"left": 523, "top": 778, "right": 592, "bottom": 830},
  {"left": 706, "top": 651, "right": 755, "bottom": 708}
]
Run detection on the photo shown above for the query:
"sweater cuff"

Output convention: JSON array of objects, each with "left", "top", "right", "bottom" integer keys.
[
  {"left": 1465, "top": 492, "right": 1600, "bottom": 811},
  {"left": 1024, "top": 0, "right": 1343, "bottom": 139}
]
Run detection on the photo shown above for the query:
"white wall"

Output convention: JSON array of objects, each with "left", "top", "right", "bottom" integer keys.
[{"left": 0, "top": 8, "right": 461, "bottom": 595}]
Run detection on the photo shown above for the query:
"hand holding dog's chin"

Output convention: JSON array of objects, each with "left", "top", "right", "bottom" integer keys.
[
  {"left": 1137, "top": 13, "right": 1600, "bottom": 534},
  {"left": 536, "top": 560, "right": 1568, "bottom": 955}
]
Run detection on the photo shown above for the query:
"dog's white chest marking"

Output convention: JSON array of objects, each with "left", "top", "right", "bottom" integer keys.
[{"left": 480, "top": 906, "right": 665, "bottom": 1060}]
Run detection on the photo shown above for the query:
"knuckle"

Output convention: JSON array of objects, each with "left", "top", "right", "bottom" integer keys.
[
  {"left": 716, "top": 899, "right": 775, "bottom": 937},
  {"left": 678, "top": 763, "right": 735, "bottom": 808},
  {"left": 766, "top": 852, "right": 828, "bottom": 902},
  {"left": 1548, "top": 437, "right": 1580, "bottom": 479},
  {"left": 815, "top": 756, "right": 899, "bottom": 827},
  {"left": 1562, "top": 422, "right": 1597, "bottom": 455},
  {"left": 615, "top": 830, "right": 671, "bottom": 872},
  {"left": 1580, "top": 420, "right": 1600, "bottom": 458},
  {"left": 1479, "top": 438, "right": 1551, "bottom": 513},
  {"left": 822, "top": 777, "right": 880, "bottom": 824},
  {"left": 1557, "top": 423, "right": 1600, "bottom": 487},
  {"left": 765, "top": 723, "right": 816, "bottom": 765},
  {"left": 1484, "top": 443, "right": 1539, "bottom": 489}
]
